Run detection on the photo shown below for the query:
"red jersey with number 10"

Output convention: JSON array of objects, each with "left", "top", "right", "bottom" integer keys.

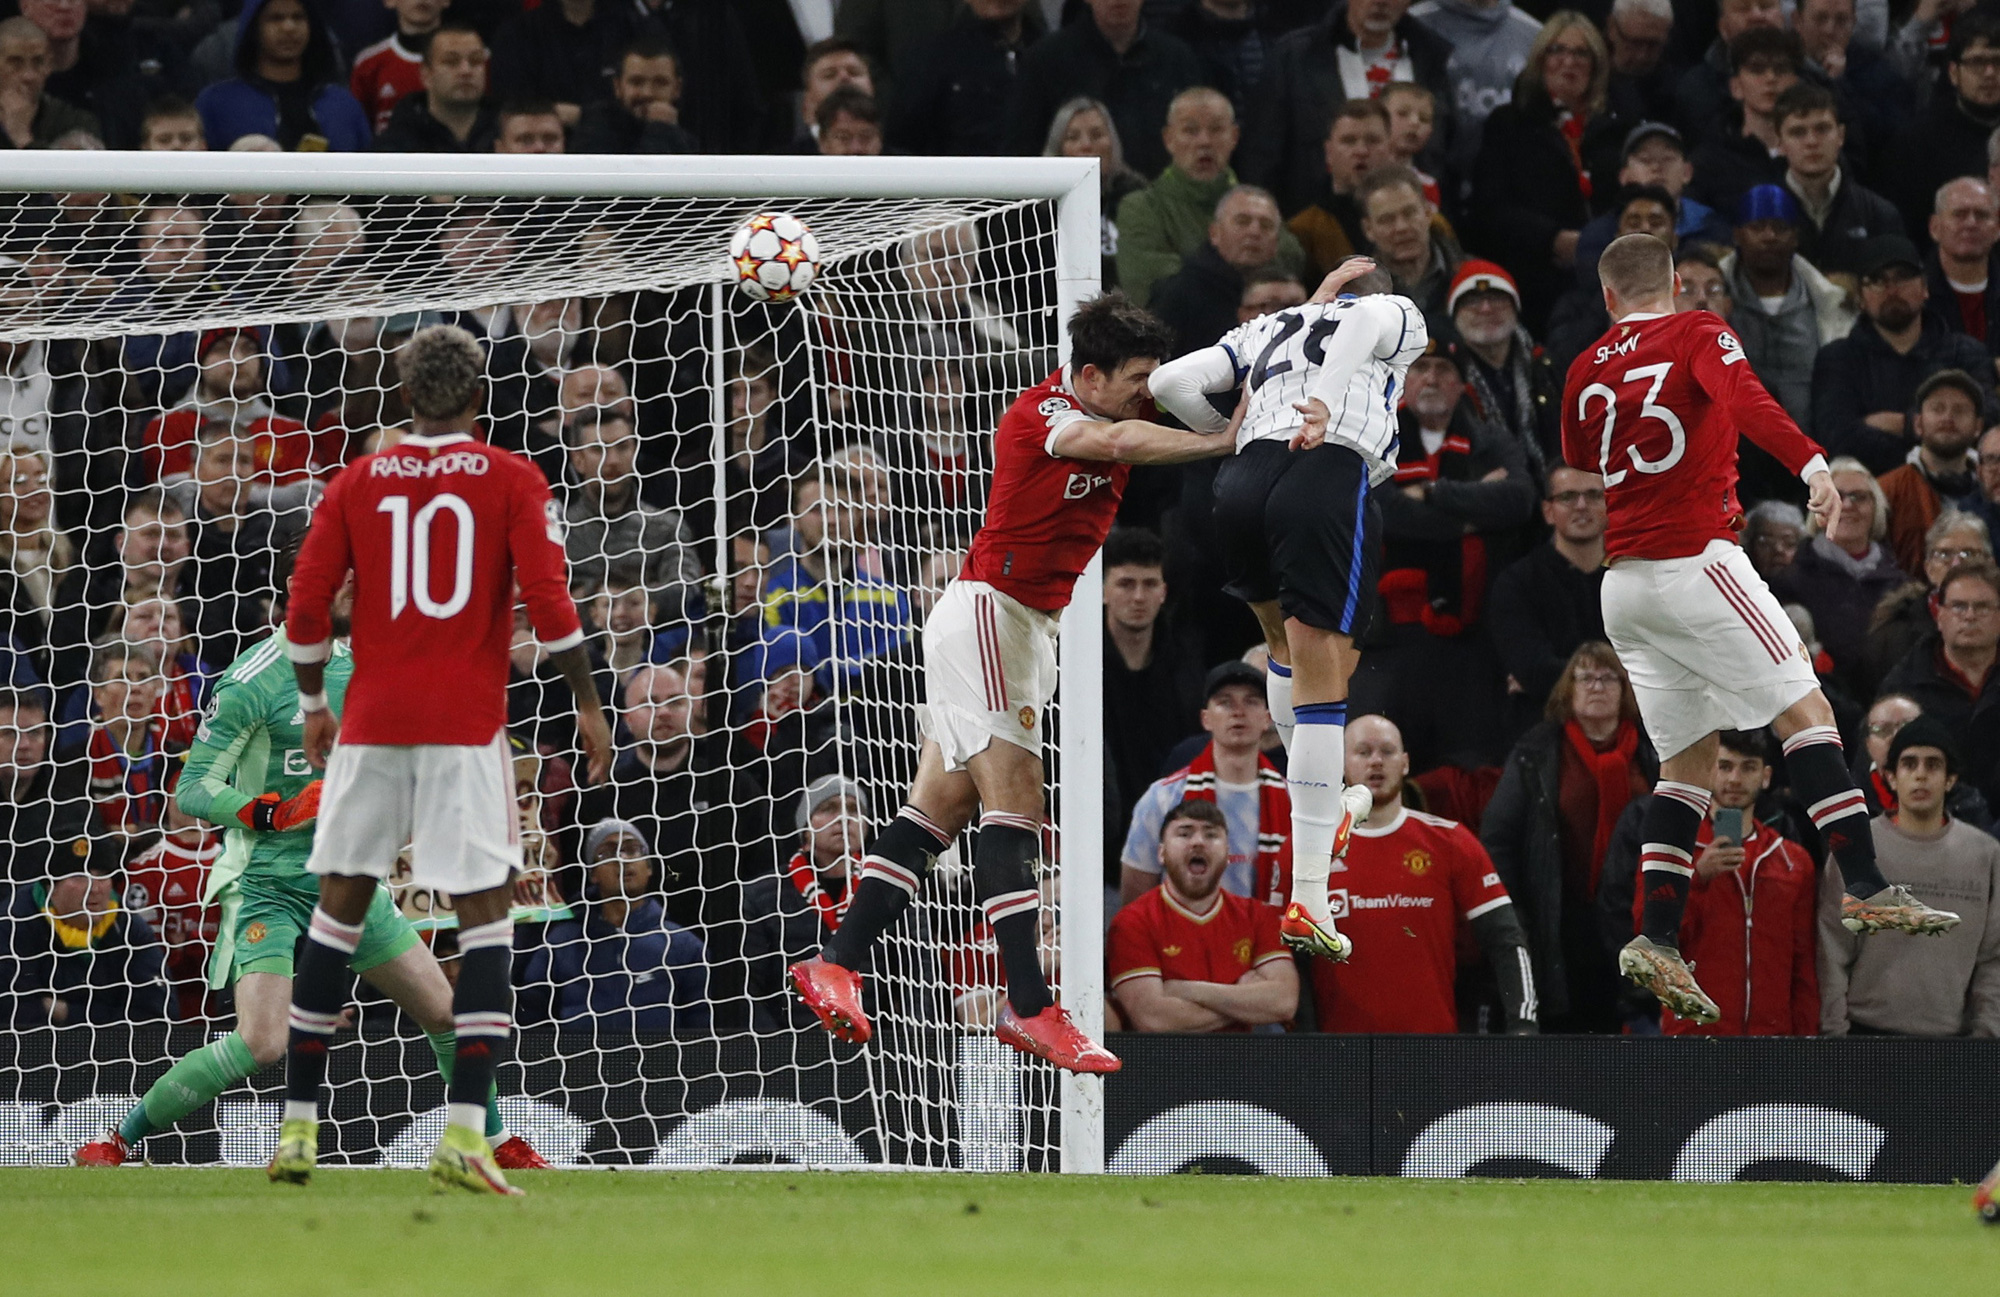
[
  {"left": 961, "top": 369, "right": 1133, "bottom": 612},
  {"left": 286, "top": 432, "right": 583, "bottom": 745},
  {"left": 1560, "top": 310, "right": 1827, "bottom": 562}
]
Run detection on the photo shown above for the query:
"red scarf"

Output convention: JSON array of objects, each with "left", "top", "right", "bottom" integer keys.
[
  {"left": 88, "top": 718, "right": 168, "bottom": 831},
  {"left": 1179, "top": 741, "right": 1291, "bottom": 906},
  {"left": 1557, "top": 109, "right": 1592, "bottom": 202},
  {"left": 1563, "top": 718, "right": 1638, "bottom": 889},
  {"left": 1378, "top": 433, "right": 1489, "bottom": 636},
  {"left": 1363, "top": 38, "right": 1404, "bottom": 94},
  {"left": 785, "top": 849, "right": 849, "bottom": 933}
]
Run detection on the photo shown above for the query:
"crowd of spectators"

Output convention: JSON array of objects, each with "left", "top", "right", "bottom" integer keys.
[{"left": 6, "top": 0, "right": 2000, "bottom": 1043}]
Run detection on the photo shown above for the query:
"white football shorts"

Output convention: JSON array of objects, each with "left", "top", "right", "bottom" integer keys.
[
  {"left": 308, "top": 730, "right": 521, "bottom": 893},
  {"left": 919, "top": 579, "right": 1058, "bottom": 773},
  {"left": 1601, "top": 539, "right": 1819, "bottom": 761}
]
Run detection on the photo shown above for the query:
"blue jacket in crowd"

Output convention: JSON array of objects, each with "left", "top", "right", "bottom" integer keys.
[{"left": 534, "top": 897, "right": 710, "bottom": 1033}]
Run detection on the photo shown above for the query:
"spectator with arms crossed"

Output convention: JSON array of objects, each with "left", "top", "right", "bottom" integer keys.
[{"left": 1108, "top": 798, "right": 1298, "bottom": 1032}]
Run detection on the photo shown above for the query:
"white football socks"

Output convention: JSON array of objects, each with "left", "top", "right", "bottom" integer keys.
[
  {"left": 1287, "top": 717, "right": 1345, "bottom": 922},
  {"left": 1266, "top": 660, "right": 1295, "bottom": 752}
]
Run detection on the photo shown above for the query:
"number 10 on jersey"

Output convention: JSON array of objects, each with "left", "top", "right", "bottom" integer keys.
[{"left": 377, "top": 493, "right": 475, "bottom": 620}]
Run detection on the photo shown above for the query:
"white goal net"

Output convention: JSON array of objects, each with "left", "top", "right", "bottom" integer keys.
[{"left": 0, "top": 154, "right": 1105, "bottom": 1172}]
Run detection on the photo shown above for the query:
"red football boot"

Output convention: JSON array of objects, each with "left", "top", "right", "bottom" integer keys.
[
  {"left": 73, "top": 1130, "right": 132, "bottom": 1167},
  {"left": 789, "top": 956, "right": 872, "bottom": 1043},
  {"left": 995, "top": 1004, "right": 1121, "bottom": 1074},
  {"left": 491, "top": 1135, "right": 550, "bottom": 1170}
]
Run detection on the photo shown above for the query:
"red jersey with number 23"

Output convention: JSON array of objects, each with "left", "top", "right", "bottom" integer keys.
[
  {"left": 961, "top": 369, "right": 1132, "bottom": 612},
  {"left": 286, "top": 432, "right": 583, "bottom": 745},
  {"left": 1560, "top": 310, "right": 1826, "bottom": 562}
]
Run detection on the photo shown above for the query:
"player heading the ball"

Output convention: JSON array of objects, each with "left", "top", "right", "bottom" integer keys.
[
  {"left": 1562, "top": 231, "right": 1957, "bottom": 1025},
  {"left": 1149, "top": 255, "right": 1430, "bottom": 967},
  {"left": 789, "top": 293, "right": 1234, "bottom": 1074},
  {"left": 270, "top": 325, "right": 612, "bottom": 1195}
]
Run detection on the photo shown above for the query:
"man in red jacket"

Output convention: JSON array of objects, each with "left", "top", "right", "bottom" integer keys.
[{"left": 1629, "top": 729, "right": 1819, "bottom": 1035}]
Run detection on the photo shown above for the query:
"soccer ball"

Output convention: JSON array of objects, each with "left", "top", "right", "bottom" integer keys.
[{"left": 729, "top": 212, "right": 820, "bottom": 303}]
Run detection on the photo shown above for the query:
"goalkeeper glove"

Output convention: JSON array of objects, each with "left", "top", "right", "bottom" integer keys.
[{"left": 239, "top": 782, "right": 322, "bottom": 832}]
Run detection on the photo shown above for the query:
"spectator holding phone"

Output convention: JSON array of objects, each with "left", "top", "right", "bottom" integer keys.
[{"left": 1600, "top": 729, "right": 1820, "bottom": 1035}]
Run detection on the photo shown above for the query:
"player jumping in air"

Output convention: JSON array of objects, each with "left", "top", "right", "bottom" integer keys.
[
  {"left": 1149, "top": 256, "right": 1428, "bottom": 964},
  {"left": 1563, "top": 233, "right": 1957, "bottom": 1024},
  {"left": 270, "top": 326, "right": 611, "bottom": 1195},
  {"left": 788, "top": 293, "right": 1232, "bottom": 1074},
  {"left": 74, "top": 543, "right": 547, "bottom": 1171}
]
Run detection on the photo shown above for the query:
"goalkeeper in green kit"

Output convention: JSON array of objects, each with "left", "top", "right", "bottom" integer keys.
[{"left": 73, "top": 561, "right": 547, "bottom": 1170}]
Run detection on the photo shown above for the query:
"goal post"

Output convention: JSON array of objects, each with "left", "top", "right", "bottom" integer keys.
[{"left": 0, "top": 152, "right": 1106, "bottom": 1172}]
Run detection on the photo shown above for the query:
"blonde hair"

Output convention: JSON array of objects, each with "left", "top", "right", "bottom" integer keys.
[
  {"left": 1517, "top": 11, "right": 1611, "bottom": 115},
  {"left": 0, "top": 446, "right": 74, "bottom": 621},
  {"left": 398, "top": 325, "right": 485, "bottom": 420}
]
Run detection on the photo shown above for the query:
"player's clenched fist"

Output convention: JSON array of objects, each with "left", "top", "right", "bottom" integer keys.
[{"left": 302, "top": 708, "right": 339, "bottom": 771}]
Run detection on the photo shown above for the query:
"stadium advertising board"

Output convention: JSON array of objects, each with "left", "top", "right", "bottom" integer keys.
[{"left": 6, "top": 1029, "right": 1996, "bottom": 1181}]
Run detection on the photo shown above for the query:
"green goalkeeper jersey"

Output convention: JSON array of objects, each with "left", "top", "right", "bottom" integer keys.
[{"left": 179, "top": 629, "right": 354, "bottom": 902}]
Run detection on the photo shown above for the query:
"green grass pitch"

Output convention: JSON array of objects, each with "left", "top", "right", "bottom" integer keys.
[{"left": 2, "top": 1169, "right": 1993, "bottom": 1296}]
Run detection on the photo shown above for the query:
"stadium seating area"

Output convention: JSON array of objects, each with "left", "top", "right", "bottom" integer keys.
[{"left": 3, "top": 0, "right": 2000, "bottom": 1045}]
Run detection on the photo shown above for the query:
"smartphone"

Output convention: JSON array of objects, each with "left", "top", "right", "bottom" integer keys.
[{"left": 1712, "top": 806, "right": 1745, "bottom": 845}]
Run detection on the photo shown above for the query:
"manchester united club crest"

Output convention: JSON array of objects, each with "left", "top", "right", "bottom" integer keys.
[
  {"left": 1018, "top": 706, "right": 1035, "bottom": 730},
  {"left": 245, "top": 922, "right": 268, "bottom": 944},
  {"left": 1233, "top": 938, "right": 1252, "bottom": 966},
  {"left": 1403, "top": 849, "right": 1433, "bottom": 876}
]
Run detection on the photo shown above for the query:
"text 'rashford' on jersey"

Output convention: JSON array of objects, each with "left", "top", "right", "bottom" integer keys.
[
  {"left": 1215, "top": 293, "right": 1429, "bottom": 482},
  {"left": 179, "top": 630, "right": 355, "bottom": 901},
  {"left": 286, "top": 433, "right": 584, "bottom": 745},
  {"left": 1560, "top": 310, "right": 1828, "bottom": 563},
  {"left": 1314, "top": 807, "right": 1516, "bottom": 1034},
  {"left": 961, "top": 368, "right": 1134, "bottom": 613}
]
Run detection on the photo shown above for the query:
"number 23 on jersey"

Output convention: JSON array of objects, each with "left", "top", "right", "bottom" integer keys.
[{"left": 1575, "top": 361, "right": 1687, "bottom": 487}]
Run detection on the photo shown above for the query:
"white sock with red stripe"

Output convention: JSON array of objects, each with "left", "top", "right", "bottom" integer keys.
[
  {"left": 1782, "top": 725, "right": 1890, "bottom": 897},
  {"left": 1637, "top": 780, "right": 1712, "bottom": 945}
]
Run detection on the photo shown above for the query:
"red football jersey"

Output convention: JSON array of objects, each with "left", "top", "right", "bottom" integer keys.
[
  {"left": 286, "top": 432, "right": 582, "bottom": 745},
  {"left": 143, "top": 410, "right": 320, "bottom": 485},
  {"left": 1560, "top": 310, "right": 1827, "bottom": 561},
  {"left": 350, "top": 33, "right": 426, "bottom": 134},
  {"left": 124, "top": 830, "right": 221, "bottom": 1010},
  {"left": 1107, "top": 885, "right": 1289, "bottom": 1033},
  {"left": 1313, "top": 807, "right": 1512, "bottom": 1034},
  {"left": 961, "top": 369, "right": 1132, "bottom": 612}
]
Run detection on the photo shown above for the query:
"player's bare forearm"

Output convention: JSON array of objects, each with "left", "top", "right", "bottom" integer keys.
[
  {"left": 1163, "top": 967, "right": 1298, "bottom": 1026},
  {"left": 550, "top": 643, "right": 613, "bottom": 785},
  {"left": 1115, "top": 979, "right": 1235, "bottom": 1032},
  {"left": 1308, "top": 255, "right": 1377, "bottom": 303},
  {"left": 294, "top": 659, "right": 339, "bottom": 770},
  {"left": 1061, "top": 419, "right": 1233, "bottom": 465}
]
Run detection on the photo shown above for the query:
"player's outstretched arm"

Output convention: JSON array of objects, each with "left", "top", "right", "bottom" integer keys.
[
  {"left": 1146, "top": 345, "right": 1238, "bottom": 435},
  {"left": 551, "top": 643, "right": 613, "bottom": 785},
  {"left": 1049, "top": 417, "right": 1234, "bottom": 465}
]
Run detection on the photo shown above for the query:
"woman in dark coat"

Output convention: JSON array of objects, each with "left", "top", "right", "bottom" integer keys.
[
  {"left": 1468, "top": 11, "right": 1626, "bottom": 332},
  {"left": 1480, "top": 642, "right": 1657, "bottom": 1032}
]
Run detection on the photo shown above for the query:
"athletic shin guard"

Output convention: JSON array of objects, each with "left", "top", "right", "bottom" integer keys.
[
  {"left": 1266, "top": 660, "right": 1296, "bottom": 753},
  {"left": 1288, "top": 701, "right": 1347, "bottom": 921},
  {"left": 283, "top": 908, "right": 361, "bottom": 1123},
  {"left": 823, "top": 807, "right": 954, "bottom": 970},
  {"left": 1783, "top": 726, "right": 1890, "bottom": 897},
  {"left": 1637, "top": 782, "right": 1712, "bottom": 945},
  {"left": 974, "top": 812, "right": 1052, "bottom": 1017},
  {"left": 447, "top": 919, "right": 514, "bottom": 1135}
]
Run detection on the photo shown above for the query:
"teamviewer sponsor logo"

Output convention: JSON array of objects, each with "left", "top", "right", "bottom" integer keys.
[{"left": 1343, "top": 892, "right": 1437, "bottom": 911}]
